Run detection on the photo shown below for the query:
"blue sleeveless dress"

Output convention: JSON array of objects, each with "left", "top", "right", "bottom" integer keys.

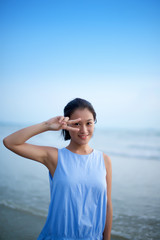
[{"left": 37, "top": 148, "right": 107, "bottom": 240}]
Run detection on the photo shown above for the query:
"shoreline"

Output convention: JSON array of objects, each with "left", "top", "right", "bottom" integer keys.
[
  {"left": 0, "top": 205, "right": 127, "bottom": 240},
  {"left": 0, "top": 205, "right": 46, "bottom": 240}
]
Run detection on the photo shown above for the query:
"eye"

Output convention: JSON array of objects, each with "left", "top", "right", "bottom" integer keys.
[
  {"left": 87, "top": 122, "right": 92, "bottom": 125},
  {"left": 74, "top": 123, "right": 80, "bottom": 126}
]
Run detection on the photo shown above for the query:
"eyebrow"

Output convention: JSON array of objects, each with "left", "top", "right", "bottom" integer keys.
[
  {"left": 86, "top": 119, "right": 94, "bottom": 121},
  {"left": 75, "top": 119, "right": 94, "bottom": 122}
]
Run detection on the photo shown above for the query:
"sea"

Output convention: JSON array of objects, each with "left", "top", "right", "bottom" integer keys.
[{"left": 0, "top": 123, "right": 160, "bottom": 240}]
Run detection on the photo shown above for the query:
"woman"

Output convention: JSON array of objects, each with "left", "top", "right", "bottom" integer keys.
[{"left": 3, "top": 98, "right": 112, "bottom": 240}]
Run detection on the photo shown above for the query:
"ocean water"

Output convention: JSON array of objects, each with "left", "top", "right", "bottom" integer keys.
[{"left": 0, "top": 123, "right": 160, "bottom": 239}]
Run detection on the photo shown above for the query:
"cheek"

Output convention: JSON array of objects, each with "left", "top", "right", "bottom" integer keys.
[
  {"left": 89, "top": 127, "right": 94, "bottom": 136},
  {"left": 68, "top": 131, "right": 77, "bottom": 139},
  {"left": 90, "top": 126, "right": 95, "bottom": 132}
]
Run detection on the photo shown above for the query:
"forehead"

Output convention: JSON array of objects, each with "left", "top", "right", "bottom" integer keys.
[{"left": 70, "top": 108, "right": 94, "bottom": 120}]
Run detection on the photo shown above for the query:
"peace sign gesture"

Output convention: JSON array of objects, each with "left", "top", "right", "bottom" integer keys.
[{"left": 45, "top": 116, "right": 81, "bottom": 132}]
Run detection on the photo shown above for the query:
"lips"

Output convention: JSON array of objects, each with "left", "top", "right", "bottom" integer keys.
[{"left": 78, "top": 135, "right": 88, "bottom": 140}]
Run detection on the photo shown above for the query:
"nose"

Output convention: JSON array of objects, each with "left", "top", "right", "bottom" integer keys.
[{"left": 79, "top": 124, "right": 87, "bottom": 133}]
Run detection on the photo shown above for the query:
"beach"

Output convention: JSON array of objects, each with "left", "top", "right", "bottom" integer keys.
[
  {"left": 0, "top": 124, "right": 160, "bottom": 240},
  {"left": 0, "top": 205, "right": 45, "bottom": 240},
  {"left": 0, "top": 205, "right": 127, "bottom": 240}
]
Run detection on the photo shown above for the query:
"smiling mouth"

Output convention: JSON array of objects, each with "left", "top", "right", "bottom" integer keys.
[{"left": 78, "top": 135, "right": 88, "bottom": 139}]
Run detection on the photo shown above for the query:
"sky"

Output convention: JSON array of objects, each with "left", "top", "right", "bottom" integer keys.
[{"left": 0, "top": 0, "right": 160, "bottom": 129}]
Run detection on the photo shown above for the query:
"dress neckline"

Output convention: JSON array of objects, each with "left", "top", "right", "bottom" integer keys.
[{"left": 64, "top": 147, "right": 94, "bottom": 156}]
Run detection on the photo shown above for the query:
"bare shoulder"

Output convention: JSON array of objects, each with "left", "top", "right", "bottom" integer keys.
[{"left": 103, "top": 153, "right": 112, "bottom": 173}]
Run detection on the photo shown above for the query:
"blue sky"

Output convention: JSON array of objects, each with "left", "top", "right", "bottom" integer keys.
[{"left": 1, "top": 0, "right": 160, "bottom": 129}]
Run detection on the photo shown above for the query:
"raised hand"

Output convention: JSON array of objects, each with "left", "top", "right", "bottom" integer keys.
[{"left": 45, "top": 116, "right": 81, "bottom": 132}]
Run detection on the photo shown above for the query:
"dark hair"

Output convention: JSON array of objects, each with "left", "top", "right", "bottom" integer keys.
[{"left": 62, "top": 98, "right": 97, "bottom": 141}]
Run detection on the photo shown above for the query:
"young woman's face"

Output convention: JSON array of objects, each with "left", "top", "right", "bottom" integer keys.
[{"left": 68, "top": 108, "right": 95, "bottom": 145}]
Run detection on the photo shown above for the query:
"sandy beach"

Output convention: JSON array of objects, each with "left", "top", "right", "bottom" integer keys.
[
  {"left": 0, "top": 205, "right": 46, "bottom": 240},
  {"left": 0, "top": 205, "right": 127, "bottom": 240}
]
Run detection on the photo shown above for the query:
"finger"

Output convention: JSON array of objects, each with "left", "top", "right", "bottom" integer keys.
[
  {"left": 63, "top": 117, "right": 69, "bottom": 122},
  {"left": 63, "top": 125, "right": 80, "bottom": 132},
  {"left": 68, "top": 118, "right": 81, "bottom": 124},
  {"left": 58, "top": 116, "right": 65, "bottom": 123}
]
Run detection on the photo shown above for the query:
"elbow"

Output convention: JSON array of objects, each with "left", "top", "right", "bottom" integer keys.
[
  {"left": 3, "top": 137, "right": 11, "bottom": 149},
  {"left": 3, "top": 137, "right": 8, "bottom": 148},
  {"left": 107, "top": 199, "right": 113, "bottom": 209}
]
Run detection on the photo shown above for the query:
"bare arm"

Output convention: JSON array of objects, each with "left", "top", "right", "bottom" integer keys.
[
  {"left": 3, "top": 116, "right": 81, "bottom": 173},
  {"left": 3, "top": 121, "right": 51, "bottom": 165},
  {"left": 103, "top": 153, "right": 113, "bottom": 240}
]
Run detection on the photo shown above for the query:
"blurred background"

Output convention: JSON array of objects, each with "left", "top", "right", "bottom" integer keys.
[{"left": 0, "top": 0, "right": 160, "bottom": 239}]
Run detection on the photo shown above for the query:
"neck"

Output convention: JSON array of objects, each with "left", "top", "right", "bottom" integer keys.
[{"left": 67, "top": 141, "right": 93, "bottom": 155}]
